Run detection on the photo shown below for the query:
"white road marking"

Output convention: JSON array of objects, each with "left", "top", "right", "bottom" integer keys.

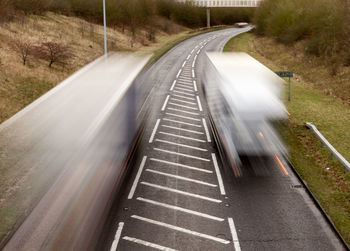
[
  {"left": 178, "top": 76, "right": 192, "bottom": 81},
  {"left": 140, "top": 183, "right": 221, "bottom": 203},
  {"left": 194, "top": 54, "right": 198, "bottom": 62},
  {"left": 182, "top": 61, "right": 187, "bottom": 67},
  {"left": 131, "top": 215, "right": 228, "bottom": 243},
  {"left": 167, "top": 107, "right": 199, "bottom": 116},
  {"left": 150, "top": 158, "right": 212, "bottom": 173},
  {"left": 137, "top": 197, "right": 223, "bottom": 221},
  {"left": 191, "top": 49, "right": 195, "bottom": 54},
  {"left": 192, "top": 60, "right": 195, "bottom": 68},
  {"left": 193, "top": 80, "right": 198, "bottom": 92},
  {"left": 154, "top": 148, "right": 210, "bottom": 161},
  {"left": 202, "top": 118, "right": 211, "bottom": 142},
  {"left": 161, "top": 95, "right": 170, "bottom": 111},
  {"left": 170, "top": 80, "right": 176, "bottom": 91},
  {"left": 212, "top": 153, "right": 226, "bottom": 195},
  {"left": 163, "top": 118, "right": 202, "bottom": 127},
  {"left": 192, "top": 69, "right": 195, "bottom": 78},
  {"left": 176, "top": 69, "right": 182, "bottom": 78},
  {"left": 128, "top": 156, "right": 147, "bottom": 199},
  {"left": 171, "top": 97, "right": 196, "bottom": 104},
  {"left": 149, "top": 119, "right": 161, "bottom": 143},
  {"left": 110, "top": 222, "right": 124, "bottom": 251},
  {"left": 197, "top": 49, "right": 201, "bottom": 55},
  {"left": 122, "top": 236, "right": 177, "bottom": 251},
  {"left": 155, "top": 139, "right": 207, "bottom": 151},
  {"left": 195, "top": 45, "right": 199, "bottom": 48},
  {"left": 165, "top": 112, "right": 200, "bottom": 121},
  {"left": 177, "top": 79, "right": 193, "bottom": 84},
  {"left": 161, "top": 125, "right": 203, "bottom": 134},
  {"left": 187, "top": 54, "right": 191, "bottom": 60},
  {"left": 146, "top": 169, "right": 216, "bottom": 186},
  {"left": 168, "top": 102, "right": 198, "bottom": 110},
  {"left": 228, "top": 218, "right": 241, "bottom": 251},
  {"left": 173, "top": 90, "right": 195, "bottom": 97},
  {"left": 196, "top": 96, "right": 203, "bottom": 111},
  {"left": 177, "top": 83, "right": 194, "bottom": 89},
  {"left": 159, "top": 131, "right": 205, "bottom": 142},
  {"left": 174, "top": 87, "right": 194, "bottom": 93}
]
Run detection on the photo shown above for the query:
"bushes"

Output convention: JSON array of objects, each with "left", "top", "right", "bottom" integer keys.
[{"left": 254, "top": 0, "right": 348, "bottom": 69}]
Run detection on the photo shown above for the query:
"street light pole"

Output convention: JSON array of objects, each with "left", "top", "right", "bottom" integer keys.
[{"left": 103, "top": 0, "right": 107, "bottom": 56}]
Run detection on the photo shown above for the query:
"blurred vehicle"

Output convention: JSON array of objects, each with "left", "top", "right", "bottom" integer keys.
[
  {"left": 235, "top": 22, "right": 249, "bottom": 28},
  {"left": 203, "top": 52, "right": 287, "bottom": 169}
]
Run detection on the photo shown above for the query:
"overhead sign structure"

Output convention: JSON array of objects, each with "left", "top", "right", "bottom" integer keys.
[
  {"left": 176, "top": 0, "right": 261, "bottom": 8},
  {"left": 176, "top": 0, "right": 261, "bottom": 28}
]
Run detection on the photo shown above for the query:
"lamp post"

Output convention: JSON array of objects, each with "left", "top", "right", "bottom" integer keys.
[{"left": 103, "top": 0, "right": 107, "bottom": 56}]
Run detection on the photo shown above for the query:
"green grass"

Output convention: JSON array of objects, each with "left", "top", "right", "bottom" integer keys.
[{"left": 224, "top": 32, "right": 350, "bottom": 245}]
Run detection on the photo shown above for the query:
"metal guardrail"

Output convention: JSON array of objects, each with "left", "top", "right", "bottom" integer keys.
[{"left": 306, "top": 122, "right": 350, "bottom": 173}]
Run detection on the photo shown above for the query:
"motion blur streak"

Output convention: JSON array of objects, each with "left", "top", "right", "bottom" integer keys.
[
  {"left": 203, "top": 53, "right": 288, "bottom": 168},
  {"left": 3, "top": 53, "right": 151, "bottom": 250},
  {"left": 274, "top": 154, "right": 289, "bottom": 176}
]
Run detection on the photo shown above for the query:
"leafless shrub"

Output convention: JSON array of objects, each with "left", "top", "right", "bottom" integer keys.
[
  {"left": 34, "top": 41, "right": 73, "bottom": 68},
  {"left": 12, "top": 39, "right": 33, "bottom": 65}
]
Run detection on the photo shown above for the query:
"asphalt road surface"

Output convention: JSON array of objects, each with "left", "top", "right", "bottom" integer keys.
[{"left": 100, "top": 27, "right": 345, "bottom": 250}]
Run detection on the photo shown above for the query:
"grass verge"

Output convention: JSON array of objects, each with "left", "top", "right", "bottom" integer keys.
[{"left": 224, "top": 32, "right": 350, "bottom": 245}]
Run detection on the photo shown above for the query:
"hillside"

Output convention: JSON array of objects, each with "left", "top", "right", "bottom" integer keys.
[{"left": 0, "top": 12, "right": 187, "bottom": 123}]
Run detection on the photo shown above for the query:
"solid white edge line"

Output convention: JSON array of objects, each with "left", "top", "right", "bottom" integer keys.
[
  {"left": 155, "top": 139, "right": 207, "bottom": 151},
  {"left": 122, "top": 236, "right": 177, "bottom": 251},
  {"left": 149, "top": 119, "right": 161, "bottom": 143},
  {"left": 110, "top": 222, "right": 124, "bottom": 251},
  {"left": 140, "top": 183, "right": 221, "bottom": 203},
  {"left": 176, "top": 69, "right": 182, "bottom": 78},
  {"left": 128, "top": 156, "right": 147, "bottom": 199},
  {"left": 154, "top": 148, "right": 210, "bottom": 162},
  {"left": 228, "top": 218, "right": 241, "bottom": 251},
  {"left": 149, "top": 158, "right": 212, "bottom": 173},
  {"left": 159, "top": 131, "right": 205, "bottom": 142},
  {"left": 146, "top": 169, "right": 216, "bottom": 187},
  {"left": 162, "top": 118, "right": 202, "bottom": 128},
  {"left": 161, "top": 125, "right": 203, "bottom": 134},
  {"left": 193, "top": 80, "right": 198, "bottom": 92},
  {"left": 137, "top": 197, "right": 224, "bottom": 221},
  {"left": 131, "top": 215, "right": 228, "bottom": 243},
  {"left": 212, "top": 153, "right": 226, "bottom": 195},
  {"left": 161, "top": 95, "right": 170, "bottom": 111},
  {"left": 196, "top": 96, "right": 203, "bottom": 111},
  {"left": 202, "top": 118, "right": 211, "bottom": 142},
  {"left": 170, "top": 80, "right": 177, "bottom": 91}
]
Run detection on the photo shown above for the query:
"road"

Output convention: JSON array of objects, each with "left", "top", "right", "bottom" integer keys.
[{"left": 100, "top": 27, "right": 345, "bottom": 250}]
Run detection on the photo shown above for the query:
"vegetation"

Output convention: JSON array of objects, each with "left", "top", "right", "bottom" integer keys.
[
  {"left": 224, "top": 32, "right": 350, "bottom": 245},
  {"left": 254, "top": 0, "right": 349, "bottom": 75}
]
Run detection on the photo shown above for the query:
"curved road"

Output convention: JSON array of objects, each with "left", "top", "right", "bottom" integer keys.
[{"left": 100, "top": 27, "right": 345, "bottom": 250}]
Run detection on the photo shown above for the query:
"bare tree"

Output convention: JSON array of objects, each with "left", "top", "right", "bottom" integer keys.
[
  {"left": 34, "top": 41, "right": 72, "bottom": 68},
  {"left": 12, "top": 39, "right": 33, "bottom": 65}
]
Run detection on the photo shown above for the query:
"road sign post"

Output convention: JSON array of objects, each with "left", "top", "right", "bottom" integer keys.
[{"left": 275, "top": 71, "right": 293, "bottom": 101}]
